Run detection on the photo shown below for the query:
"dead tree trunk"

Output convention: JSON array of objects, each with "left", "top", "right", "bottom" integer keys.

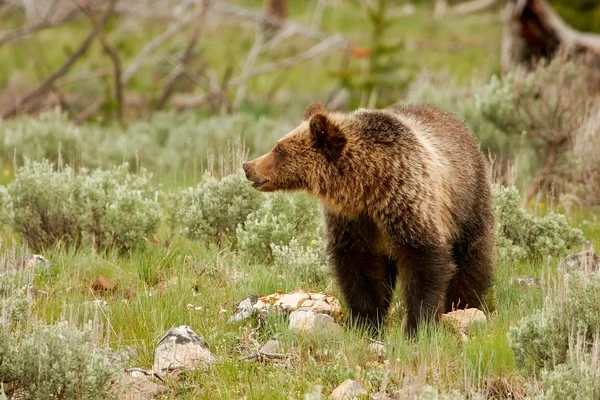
[
  {"left": 263, "top": 0, "right": 287, "bottom": 36},
  {"left": 503, "top": 0, "right": 600, "bottom": 71}
]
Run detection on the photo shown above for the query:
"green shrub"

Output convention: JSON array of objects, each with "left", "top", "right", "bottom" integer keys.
[
  {"left": 0, "top": 186, "right": 12, "bottom": 226},
  {"left": 538, "top": 338, "right": 600, "bottom": 400},
  {"left": 0, "top": 321, "right": 119, "bottom": 400},
  {"left": 271, "top": 237, "right": 329, "bottom": 285},
  {"left": 8, "top": 160, "right": 161, "bottom": 251},
  {"left": 493, "top": 185, "right": 584, "bottom": 260},
  {"left": 236, "top": 192, "right": 321, "bottom": 260},
  {"left": 476, "top": 56, "right": 599, "bottom": 202},
  {"left": 508, "top": 274, "right": 600, "bottom": 371},
  {"left": 171, "top": 171, "right": 263, "bottom": 244},
  {"left": 1, "top": 110, "right": 289, "bottom": 173},
  {"left": 0, "top": 248, "right": 119, "bottom": 399}
]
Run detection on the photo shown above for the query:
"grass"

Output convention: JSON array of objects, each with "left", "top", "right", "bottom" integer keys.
[{"left": 2, "top": 204, "right": 593, "bottom": 398}]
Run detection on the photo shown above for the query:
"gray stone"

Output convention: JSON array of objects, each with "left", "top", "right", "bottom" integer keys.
[
  {"left": 329, "top": 379, "right": 367, "bottom": 399},
  {"left": 260, "top": 339, "right": 280, "bottom": 355},
  {"left": 153, "top": 326, "right": 216, "bottom": 373}
]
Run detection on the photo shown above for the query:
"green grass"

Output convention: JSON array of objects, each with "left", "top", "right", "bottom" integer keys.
[{"left": 2, "top": 207, "right": 590, "bottom": 398}]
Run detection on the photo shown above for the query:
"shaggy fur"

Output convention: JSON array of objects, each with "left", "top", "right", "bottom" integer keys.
[{"left": 243, "top": 103, "right": 495, "bottom": 335}]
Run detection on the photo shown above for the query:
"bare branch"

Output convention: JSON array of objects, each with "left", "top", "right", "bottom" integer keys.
[
  {"left": 120, "top": 7, "right": 204, "bottom": 84},
  {"left": 451, "top": 0, "right": 499, "bottom": 15},
  {"left": 0, "top": 1, "right": 118, "bottom": 119},
  {"left": 0, "top": 9, "right": 78, "bottom": 48},
  {"left": 232, "top": 31, "right": 265, "bottom": 111},
  {"left": 227, "top": 34, "right": 346, "bottom": 88},
  {"left": 212, "top": 2, "right": 335, "bottom": 42},
  {"left": 79, "top": 0, "right": 124, "bottom": 121},
  {"left": 154, "top": 1, "right": 211, "bottom": 111}
]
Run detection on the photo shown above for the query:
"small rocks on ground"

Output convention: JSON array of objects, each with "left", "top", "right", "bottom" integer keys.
[
  {"left": 289, "top": 310, "right": 342, "bottom": 335},
  {"left": 259, "top": 339, "right": 280, "bottom": 355},
  {"left": 440, "top": 308, "right": 486, "bottom": 336},
  {"left": 367, "top": 340, "right": 386, "bottom": 358},
  {"left": 508, "top": 275, "right": 541, "bottom": 288},
  {"left": 230, "top": 290, "right": 343, "bottom": 323},
  {"left": 153, "top": 325, "right": 216, "bottom": 373},
  {"left": 329, "top": 379, "right": 367, "bottom": 399},
  {"left": 559, "top": 249, "right": 600, "bottom": 275},
  {"left": 116, "top": 375, "right": 168, "bottom": 400},
  {"left": 229, "top": 294, "right": 260, "bottom": 323}
]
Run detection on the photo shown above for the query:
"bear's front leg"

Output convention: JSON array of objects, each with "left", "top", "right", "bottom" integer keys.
[
  {"left": 324, "top": 211, "right": 398, "bottom": 333},
  {"left": 397, "top": 244, "right": 455, "bottom": 336}
]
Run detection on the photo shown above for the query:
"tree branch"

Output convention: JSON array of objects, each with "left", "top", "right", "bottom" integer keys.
[
  {"left": 80, "top": 0, "right": 124, "bottom": 121},
  {"left": 120, "top": 7, "right": 204, "bottom": 85},
  {"left": 1, "top": 0, "right": 118, "bottom": 119},
  {"left": 227, "top": 34, "right": 346, "bottom": 88},
  {"left": 0, "top": 9, "right": 79, "bottom": 48},
  {"left": 153, "top": 1, "right": 210, "bottom": 111}
]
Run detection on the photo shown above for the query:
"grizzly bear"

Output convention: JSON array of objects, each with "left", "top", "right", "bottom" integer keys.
[{"left": 242, "top": 102, "right": 494, "bottom": 335}]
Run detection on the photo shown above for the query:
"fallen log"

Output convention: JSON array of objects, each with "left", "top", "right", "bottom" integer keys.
[{"left": 502, "top": 0, "right": 600, "bottom": 71}]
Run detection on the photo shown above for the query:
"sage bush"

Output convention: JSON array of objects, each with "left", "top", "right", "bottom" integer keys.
[
  {"left": 171, "top": 171, "right": 263, "bottom": 244},
  {"left": 6, "top": 160, "right": 161, "bottom": 251},
  {"left": 493, "top": 185, "right": 584, "bottom": 260}
]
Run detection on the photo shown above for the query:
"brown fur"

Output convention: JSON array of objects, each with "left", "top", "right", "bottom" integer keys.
[{"left": 243, "top": 103, "right": 495, "bottom": 335}]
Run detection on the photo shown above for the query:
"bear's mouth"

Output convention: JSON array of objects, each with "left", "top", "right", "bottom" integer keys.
[{"left": 252, "top": 179, "right": 269, "bottom": 189}]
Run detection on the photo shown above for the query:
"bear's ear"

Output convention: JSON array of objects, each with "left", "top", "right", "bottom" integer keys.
[
  {"left": 303, "top": 102, "right": 326, "bottom": 120},
  {"left": 309, "top": 113, "right": 346, "bottom": 159}
]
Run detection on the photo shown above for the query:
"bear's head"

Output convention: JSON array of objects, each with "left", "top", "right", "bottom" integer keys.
[{"left": 243, "top": 103, "right": 347, "bottom": 193}]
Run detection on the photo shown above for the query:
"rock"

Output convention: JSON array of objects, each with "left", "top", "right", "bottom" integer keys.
[
  {"left": 509, "top": 275, "right": 541, "bottom": 288},
  {"left": 329, "top": 379, "right": 367, "bottom": 399},
  {"left": 153, "top": 326, "right": 216, "bottom": 373},
  {"left": 260, "top": 339, "right": 280, "bottom": 355},
  {"left": 230, "top": 290, "right": 344, "bottom": 323},
  {"left": 92, "top": 276, "right": 117, "bottom": 293},
  {"left": 30, "top": 254, "right": 52, "bottom": 269},
  {"left": 229, "top": 294, "right": 260, "bottom": 323},
  {"left": 289, "top": 310, "right": 342, "bottom": 335},
  {"left": 12, "top": 254, "right": 52, "bottom": 270},
  {"left": 440, "top": 308, "right": 486, "bottom": 335},
  {"left": 559, "top": 250, "right": 600, "bottom": 274},
  {"left": 368, "top": 341, "right": 385, "bottom": 357},
  {"left": 117, "top": 376, "right": 168, "bottom": 400}
]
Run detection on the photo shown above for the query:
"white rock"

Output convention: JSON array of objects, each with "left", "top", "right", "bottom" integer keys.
[
  {"left": 289, "top": 310, "right": 342, "bottom": 335},
  {"left": 440, "top": 308, "right": 486, "bottom": 335},
  {"left": 329, "top": 379, "right": 367, "bottom": 399},
  {"left": 153, "top": 326, "right": 216, "bottom": 373},
  {"left": 232, "top": 290, "right": 344, "bottom": 323},
  {"left": 273, "top": 291, "right": 311, "bottom": 311},
  {"left": 229, "top": 294, "right": 260, "bottom": 323}
]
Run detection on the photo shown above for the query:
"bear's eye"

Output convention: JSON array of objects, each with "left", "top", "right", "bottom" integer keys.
[{"left": 275, "top": 146, "right": 285, "bottom": 158}]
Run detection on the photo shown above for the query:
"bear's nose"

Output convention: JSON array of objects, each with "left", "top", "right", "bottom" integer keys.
[{"left": 242, "top": 162, "right": 251, "bottom": 173}]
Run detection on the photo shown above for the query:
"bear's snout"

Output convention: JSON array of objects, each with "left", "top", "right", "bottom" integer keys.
[{"left": 242, "top": 161, "right": 252, "bottom": 173}]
